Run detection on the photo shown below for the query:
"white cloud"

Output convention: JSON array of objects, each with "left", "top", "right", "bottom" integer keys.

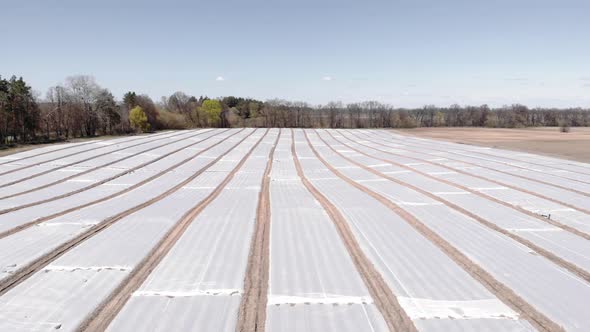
[
  {"left": 216, "top": 76, "right": 225, "bottom": 81},
  {"left": 321, "top": 76, "right": 333, "bottom": 81}
]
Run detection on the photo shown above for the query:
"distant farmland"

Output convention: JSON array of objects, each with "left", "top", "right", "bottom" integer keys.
[{"left": 0, "top": 128, "right": 588, "bottom": 331}]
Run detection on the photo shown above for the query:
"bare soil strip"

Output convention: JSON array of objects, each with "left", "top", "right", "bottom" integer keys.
[
  {"left": 0, "top": 130, "right": 206, "bottom": 200},
  {"left": 0, "top": 130, "right": 228, "bottom": 216},
  {"left": 440, "top": 144, "right": 590, "bottom": 179},
  {"left": 292, "top": 129, "right": 417, "bottom": 332},
  {"left": 359, "top": 130, "right": 590, "bottom": 197},
  {"left": 0, "top": 131, "right": 185, "bottom": 190},
  {"left": 0, "top": 129, "right": 257, "bottom": 298},
  {"left": 236, "top": 129, "right": 281, "bottom": 332},
  {"left": 328, "top": 131, "right": 590, "bottom": 240},
  {"left": 390, "top": 132, "right": 590, "bottom": 186},
  {"left": 0, "top": 130, "right": 172, "bottom": 177},
  {"left": 302, "top": 129, "right": 564, "bottom": 332},
  {"left": 0, "top": 129, "right": 237, "bottom": 240},
  {"left": 395, "top": 128, "right": 590, "bottom": 175},
  {"left": 345, "top": 130, "right": 590, "bottom": 214},
  {"left": 319, "top": 130, "right": 590, "bottom": 282},
  {"left": 78, "top": 129, "right": 270, "bottom": 332}
]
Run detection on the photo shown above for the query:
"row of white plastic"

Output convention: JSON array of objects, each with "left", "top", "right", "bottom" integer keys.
[
  {"left": 0, "top": 129, "right": 257, "bottom": 331},
  {"left": 312, "top": 129, "right": 589, "bottom": 331}
]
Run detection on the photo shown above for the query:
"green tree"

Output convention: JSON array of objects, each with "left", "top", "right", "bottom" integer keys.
[
  {"left": 123, "top": 91, "right": 137, "bottom": 109},
  {"left": 134, "top": 95, "right": 160, "bottom": 130},
  {"left": 222, "top": 96, "right": 240, "bottom": 108},
  {"left": 201, "top": 99, "right": 222, "bottom": 126},
  {"left": 5, "top": 76, "right": 39, "bottom": 142},
  {"left": 0, "top": 76, "right": 9, "bottom": 143},
  {"left": 129, "top": 106, "right": 150, "bottom": 132},
  {"left": 95, "top": 89, "right": 120, "bottom": 134}
]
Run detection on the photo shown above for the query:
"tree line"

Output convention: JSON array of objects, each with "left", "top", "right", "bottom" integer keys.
[{"left": 1, "top": 74, "right": 589, "bottom": 144}]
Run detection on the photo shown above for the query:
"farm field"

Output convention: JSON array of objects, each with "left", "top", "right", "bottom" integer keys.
[
  {"left": 396, "top": 127, "right": 590, "bottom": 163},
  {"left": 0, "top": 128, "right": 588, "bottom": 331}
]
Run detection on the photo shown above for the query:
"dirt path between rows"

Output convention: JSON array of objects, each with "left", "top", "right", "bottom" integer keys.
[
  {"left": 332, "top": 130, "right": 590, "bottom": 239},
  {"left": 79, "top": 129, "right": 270, "bottom": 331},
  {"left": 388, "top": 130, "right": 590, "bottom": 186},
  {"left": 0, "top": 131, "right": 172, "bottom": 180},
  {"left": 0, "top": 133, "right": 165, "bottom": 162},
  {"left": 292, "top": 129, "right": 417, "bottom": 332},
  {"left": 0, "top": 129, "right": 227, "bottom": 217},
  {"left": 0, "top": 130, "right": 200, "bottom": 200},
  {"left": 236, "top": 129, "right": 281, "bottom": 332},
  {"left": 358, "top": 130, "right": 590, "bottom": 197},
  {"left": 302, "top": 129, "right": 564, "bottom": 332},
  {"left": 318, "top": 129, "right": 590, "bottom": 282},
  {"left": 345, "top": 130, "right": 590, "bottom": 214},
  {"left": 0, "top": 130, "right": 236, "bottom": 240},
  {"left": 0, "top": 129, "right": 255, "bottom": 298}
]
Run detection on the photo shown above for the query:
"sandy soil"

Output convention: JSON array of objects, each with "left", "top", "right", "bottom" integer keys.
[
  {"left": 395, "top": 127, "right": 590, "bottom": 163},
  {"left": 237, "top": 130, "right": 278, "bottom": 332}
]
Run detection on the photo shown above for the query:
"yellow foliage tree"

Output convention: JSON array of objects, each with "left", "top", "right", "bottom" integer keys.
[
  {"left": 200, "top": 99, "right": 222, "bottom": 127},
  {"left": 129, "top": 106, "right": 150, "bottom": 133}
]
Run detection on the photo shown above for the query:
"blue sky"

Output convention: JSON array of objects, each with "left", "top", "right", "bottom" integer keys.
[{"left": 2, "top": 0, "right": 589, "bottom": 107}]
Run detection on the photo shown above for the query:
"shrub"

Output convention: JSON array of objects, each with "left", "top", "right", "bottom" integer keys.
[
  {"left": 558, "top": 119, "right": 571, "bottom": 133},
  {"left": 159, "top": 110, "right": 187, "bottom": 129}
]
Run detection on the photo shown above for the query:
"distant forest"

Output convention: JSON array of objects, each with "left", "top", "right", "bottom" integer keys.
[{"left": 1, "top": 74, "right": 589, "bottom": 144}]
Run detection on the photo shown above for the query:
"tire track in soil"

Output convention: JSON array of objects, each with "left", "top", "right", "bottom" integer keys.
[
  {"left": 78, "top": 129, "right": 270, "bottom": 332},
  {"left": 393, "top": 130, "right": 590, "bottom": 178},
  {"left": 236, "top": 129, "right": 280, "bottom": 332},
  {"left": 0, "top": 129, "right": 228, "bottom": 216},
  {"left": 0, "top": 129, "right": 237, "bottom": 240},
  {"left": 302, "top": 129, "right": 564, "bottom": 332},
  {"left": 292, "top": 129, "right": 418, "bottom": 332},
  {"left": 0, "top": 129, "right": 258, "bottom": 298},
  {"left": 0, "top": 130, "right": 207, "bottom": 200},
  {"left": 356, "top": 130, "right": 590, "bottom": 196},
  {"left": 317, "top": 129, "right": 590, "bottom": 282},
  {"left": 343, "top": 130, "right": 590, "bottom": 214},
  {"left": 0, "top": 130, "right": 173, "bottom": 179}
]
